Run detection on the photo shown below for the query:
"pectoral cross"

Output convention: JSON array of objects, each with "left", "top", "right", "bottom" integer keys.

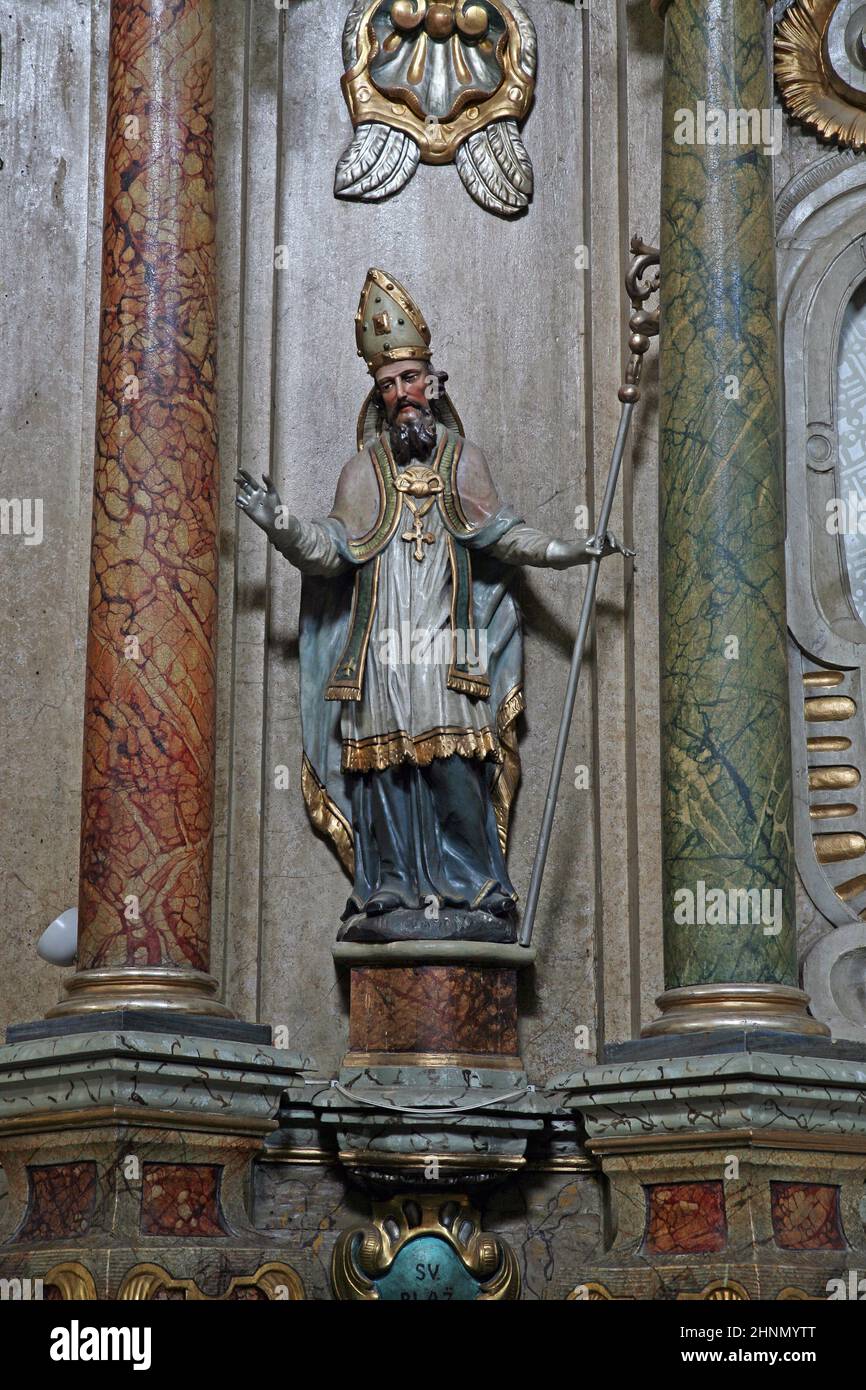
[{"left": 401, "top": 499, "right": 436, "bottom": 563}]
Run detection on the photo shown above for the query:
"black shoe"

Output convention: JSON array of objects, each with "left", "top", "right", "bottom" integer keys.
[
  {"left": 365, "top": 891, "right": 403, "bottom": 916},
  {"left": 477, "top": 890, "right": 517, "bottom": 918}
]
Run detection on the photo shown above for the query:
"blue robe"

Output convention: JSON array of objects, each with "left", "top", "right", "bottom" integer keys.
[{"left": 298, "top": 433, "right": 524, "bottom": 918}]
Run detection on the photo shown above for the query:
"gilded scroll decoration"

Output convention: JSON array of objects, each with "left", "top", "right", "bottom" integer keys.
[
  {"left": 331, "top": 1193, "right": 520, "bottom": 1300},
  {"left": 775, "top": 0, "right": 866, "bottom": 148},
  {"left": 336, "top": 0, "right": 537, "bottom": 215},
  {"left": 117, "top": 1261, "right": 305, "bottom": 1300}
]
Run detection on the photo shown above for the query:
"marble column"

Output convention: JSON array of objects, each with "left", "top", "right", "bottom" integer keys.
[
  {"left": 644, "top": 0, "right": 825, "bottom": 1035},
  {"left": 49, "top": 0, "right": 229, "bottom": 1018}
]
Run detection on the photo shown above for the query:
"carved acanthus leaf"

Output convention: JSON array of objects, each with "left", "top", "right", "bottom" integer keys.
[
  {"left": 454, "top": 119, "right": 533, "bottom": 216},
  {"left": 334, "top": 122, "right": 422, "bottom": 202}
]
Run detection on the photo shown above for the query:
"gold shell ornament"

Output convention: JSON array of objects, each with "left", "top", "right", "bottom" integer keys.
[
  {"left": 776, "top": 0, "right": 866, "bottom": 148},
  {"left": 335, "top": 0, "right": 537, "bottom": 216}
]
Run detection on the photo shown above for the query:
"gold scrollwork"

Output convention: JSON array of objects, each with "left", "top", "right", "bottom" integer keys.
[
  {"left": 566, "top": 1281, "right": 634, "bottom": 1300},
  {"left": 44, "top": 1262, "right": 99, "bottom": 1300},
  {"left": 803, "top": 666, "right": 866, "bottom": 899},
  {"left": 331, "top": 1193, "right": 520, "bottom": 1300},
  {"left": 678, "top": 1278, "right": 750, "bottom": 1300},
  {"left": 117, "top": 1261, "right": 304, "bottom": 1301}
]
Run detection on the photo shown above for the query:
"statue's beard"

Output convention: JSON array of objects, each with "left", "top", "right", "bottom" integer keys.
[{"left": 388, "top": 406, "right": 437, "bottom": 464}]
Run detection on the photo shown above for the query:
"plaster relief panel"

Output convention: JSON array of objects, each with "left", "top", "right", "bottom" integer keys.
[{"left": 778, "top": 155, "right": 866, "bottom": 1041}]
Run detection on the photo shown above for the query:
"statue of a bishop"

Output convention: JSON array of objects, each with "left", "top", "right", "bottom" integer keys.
[{"left": 236, "top": 270, "right": 625, "bottom": 942}]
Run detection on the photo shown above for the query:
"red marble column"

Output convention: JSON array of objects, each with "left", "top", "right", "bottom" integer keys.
[{"left": 50, "top": 0, "right": 229, "bottom": 1017}]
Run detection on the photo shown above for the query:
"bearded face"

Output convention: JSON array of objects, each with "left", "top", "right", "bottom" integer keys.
[
  {"left": 389, "top": 404, "right": 438, "bottom": 463},
  {"left": 374, "top": 360, "right": 441, "bottom": 463}
]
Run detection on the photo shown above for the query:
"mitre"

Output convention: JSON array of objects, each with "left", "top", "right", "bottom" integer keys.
[{"left": 354, "top": 267, "right": 463, "bottom": 448}]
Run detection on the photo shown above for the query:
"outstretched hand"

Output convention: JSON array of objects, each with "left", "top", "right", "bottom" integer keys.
[
  {"left": 584, "top": 530, "right": 635, "bottom": 561},
  {"left": 546, "top": 531, "right": 636, "bottom": 569},
  {"left": 235, "top": 470, "right": 282, "bottom": 533}
]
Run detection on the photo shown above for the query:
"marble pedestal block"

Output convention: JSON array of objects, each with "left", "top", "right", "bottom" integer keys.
[
  {"left": 329, "top": 941, "right": 543, "bottom": 1188},
  {"left": 551, "top": 1047, "right": 866, "bottom": 1300},
  {"left": 316, "top": 942, "right": 544, "bottom": 1297},
  {"left": 0, "top": 1030, "right": 316, "bottom": 1299}
]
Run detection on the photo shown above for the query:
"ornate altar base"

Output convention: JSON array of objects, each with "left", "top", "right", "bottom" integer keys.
[
  {"left": 0, "top": 1023, "right": 313, "bottom": 1300},
  {"left": 552, "top": 1039, "right": 866, "bottom": 1301}
]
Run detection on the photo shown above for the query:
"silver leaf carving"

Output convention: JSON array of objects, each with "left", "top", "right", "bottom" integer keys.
[
  {"left": 454, "top": 119, "right": 533, "bottom": 217},
  {"left": 509, "top": 0, "right": 537, "bottom": 78},
  {"left": 341, "top": 0, "right": 369, "bottom": 68},
  {"left": 334, "top": 122, "right": 422, "bottom": 202}
]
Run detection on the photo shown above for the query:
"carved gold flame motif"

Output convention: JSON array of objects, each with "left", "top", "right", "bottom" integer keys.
[{"left": 776, "top": 0, "right": 866, "bottom": 148}]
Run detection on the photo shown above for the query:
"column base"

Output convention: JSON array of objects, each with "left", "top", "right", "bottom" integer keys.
[
  {"left": 45, "top": 965, "right": 234, "bottom": 1019},
  {"left": 551, "top": 1047, "right": 866, "bottom": 1299},
  {"left": 641, "top": 982, "right": 830, "bottom": 1037},
  {"left": 0, "top": 1027, "right": 317, "bottom": 1300}
]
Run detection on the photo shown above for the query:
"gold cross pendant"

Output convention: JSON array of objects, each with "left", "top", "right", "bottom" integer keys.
[{"left": 401, "top": 498, "right": 436, "bottom": 563}]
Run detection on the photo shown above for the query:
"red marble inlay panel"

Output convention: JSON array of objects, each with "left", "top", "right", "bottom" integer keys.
[
  {"left": 644, "top": 1181, "right": 727, "bottom": 1255},
  {"left": 78, "top": 0, "right": 219, "bottom": 972},
  {"left": 140, "top": 1163, "right": 226, "bottom": 1238},
  {"left": 770, "top": 1182, "right": 846, "bottom": 1251},
  {"left": 349, "top": 965, "right": 519, "bottom": 1056},
  {"left": 16, "top": 1163, "right": 98, "bottom": 1243}
]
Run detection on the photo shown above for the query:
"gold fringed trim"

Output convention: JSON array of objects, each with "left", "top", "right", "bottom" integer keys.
[
  {"left": 447, "top": 672, "right": 491, "bottom": 700},
  {"left": 498, "top": 685, "right": 525, "bottom": 732},
  {"left": 492, "top": 684, "right": 525, "bottom": 854},
  {"left": 301, "top": 754, "right": 354, "bottom": 875},
  {"left": 342, "top": 724, "right": 502, "bottom": 773}
]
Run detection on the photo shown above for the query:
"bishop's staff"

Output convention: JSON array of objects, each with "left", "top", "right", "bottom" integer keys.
[{"left": 519, "top": 236, "right": 661, "bottom": 950}]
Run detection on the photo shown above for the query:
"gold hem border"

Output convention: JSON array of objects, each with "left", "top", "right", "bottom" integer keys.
[{"left": 341, "top": 723, "right": 502, "bottom": 772}]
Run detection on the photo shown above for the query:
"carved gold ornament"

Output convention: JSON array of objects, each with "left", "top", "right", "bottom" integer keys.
[
  {"left": 331, "top": 1193, "right": 520, "bottom": 1300},
  {"left": 678, "top": 1278, "right": 750, "bottom": 1300},
  {"left": 776, "top": 0, "right": 866, "bottom": 148},
  {"left": 117, "top": 1261, "right": 304, "bottom": 1300},
  {"left": 44, "top": 1262, "right": 99, "bottom": 1300},
  {"left": 336, "top": 0, "right": 537, "bottom": 216}
]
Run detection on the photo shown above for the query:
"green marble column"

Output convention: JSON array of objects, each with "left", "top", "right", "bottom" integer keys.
[{"left": 644, "top": 0, "right": 826, "bottom": 1035}]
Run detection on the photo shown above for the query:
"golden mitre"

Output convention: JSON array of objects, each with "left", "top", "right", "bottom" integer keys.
[{"left": 355, "top": 267, "right": 432, "bottom": 376}]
